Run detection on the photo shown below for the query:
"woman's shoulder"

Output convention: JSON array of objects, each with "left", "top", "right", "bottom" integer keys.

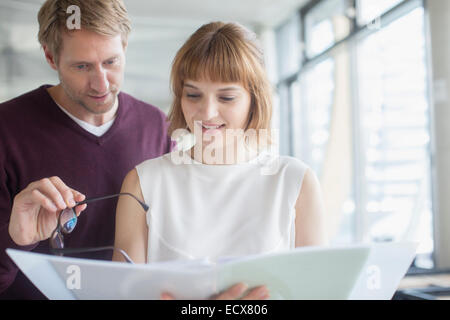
[
  {"left": 277, "top": 155, "right": 309, "bottom": 168},
  {"left": 136, "top": 152, "right": 174, "bottom": 170},
  {"left": 261, "top": 153, "right": 310, "bottom": 177}
]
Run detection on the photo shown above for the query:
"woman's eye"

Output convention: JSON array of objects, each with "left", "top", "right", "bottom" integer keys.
[
  {"left": 186, "top": 93, "right": 200, "bottom": 99},
  {"left": 220, "top": 96, "right": 235, "bottom": 102}
]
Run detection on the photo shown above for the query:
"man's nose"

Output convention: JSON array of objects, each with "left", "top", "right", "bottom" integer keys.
[{"left": 90, "top": 67, "right": 109, "bottom": 94}]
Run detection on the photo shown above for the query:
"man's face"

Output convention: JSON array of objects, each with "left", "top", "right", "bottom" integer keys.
[{"left": 54, "top": 29, "right": 126, "bottom": 115}]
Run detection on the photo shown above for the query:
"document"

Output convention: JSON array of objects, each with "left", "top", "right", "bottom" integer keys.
[{"left": 6, "top": 242, "right": 417, "bottom": 300}]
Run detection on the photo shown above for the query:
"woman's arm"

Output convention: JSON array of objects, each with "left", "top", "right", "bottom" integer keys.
[
  {"left": 295, "top": 168, "right": 328, "bottom": 247},
  {"left": 112, "top": 168, "right": 148, "bottom": 263}
]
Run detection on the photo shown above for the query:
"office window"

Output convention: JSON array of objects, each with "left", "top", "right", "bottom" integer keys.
[
  {"left": 275, "top": 13, "right": 302, "bottom": 80},
  {"left": 276, "top": 0, "right": 433, "bottom": 267},
  {"left": 357, "top": 0, "right": 404, "bottom": 25},
  {"left": 356, "top": 7, "right": 433, "bottom": 266},
  {"left": 294, "top": 59, "right": 334, "bottom": 178},
  {"left": 304, "top": 0, "right": 352, "bottom": 58}
]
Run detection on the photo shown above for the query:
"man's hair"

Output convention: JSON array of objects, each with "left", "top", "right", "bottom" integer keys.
[
  {"left": 37, "top": 0, "right": 131, "bottom": 64},
  {"left": 168, "top": 22, "right": 273, "bottom": 140}
]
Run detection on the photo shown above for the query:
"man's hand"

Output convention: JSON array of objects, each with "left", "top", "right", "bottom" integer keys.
[
  {"left": 8, "top": 176, "right": 87, "bottom": 246},
  {"left": 161, "top": 283, "right": 270, "bottom": 300}
]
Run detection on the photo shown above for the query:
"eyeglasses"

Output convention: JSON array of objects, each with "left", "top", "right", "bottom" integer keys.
[{"left": 49, "top": 192, "right": 149, "bottom": 264}]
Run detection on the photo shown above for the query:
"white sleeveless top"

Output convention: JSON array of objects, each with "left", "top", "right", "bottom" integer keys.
[{"left": 135, "top": 150, "right": 309, "bottom": 263}]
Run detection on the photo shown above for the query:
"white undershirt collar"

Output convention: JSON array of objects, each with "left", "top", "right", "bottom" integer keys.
[{"left": 54, "top": 101, "right": 117, "bottom": 137}]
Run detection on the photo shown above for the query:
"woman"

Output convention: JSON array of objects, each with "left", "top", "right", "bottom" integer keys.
[{"left": 112, "top": 22, "right": 328, "bottom": 299}]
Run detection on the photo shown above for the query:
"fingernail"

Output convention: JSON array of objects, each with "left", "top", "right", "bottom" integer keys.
[
  {"left": 58, "top": 200, "right": 67, "bottom": 209},
  {"left": 161, "top": 293, "right": 172, "bottom": 300},
  {"left": 256, "top": 286, "right": 269, "bottom": 298},
  {"left": 234, "top": 283, "right": 248, "bottom": 295}
]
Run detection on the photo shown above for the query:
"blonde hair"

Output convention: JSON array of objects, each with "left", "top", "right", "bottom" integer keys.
[
  {"left": 168, "top": 22, "right": 273, "bottom": 140},
  {"left": 37, "top": 0, "right": 131, "bottom": 64}
]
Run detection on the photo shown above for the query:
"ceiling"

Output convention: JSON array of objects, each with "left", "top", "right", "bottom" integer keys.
[{"left": 0, "top": 0, "right": 309, "bottom": 109}]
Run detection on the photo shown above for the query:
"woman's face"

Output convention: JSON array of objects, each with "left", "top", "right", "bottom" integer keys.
[{"left": 181, "top": 78, "right": 252, "bottom": 150}]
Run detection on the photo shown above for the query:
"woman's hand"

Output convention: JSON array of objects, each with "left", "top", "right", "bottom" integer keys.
[{"left": 160, "top": 282, "right": 270, "bottom": 300}]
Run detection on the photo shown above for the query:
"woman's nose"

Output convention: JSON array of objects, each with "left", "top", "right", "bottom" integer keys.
[{"left": 200, "top": 97, "right": 219, "bottom": 119}]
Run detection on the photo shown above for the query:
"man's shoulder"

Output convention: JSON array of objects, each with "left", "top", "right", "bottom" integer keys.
[
  {"left": 119, "top": 92, "right": 166, "bottom": 118},
  {"left": 0, "top": 85, "right": 50, "bottom": 116}
]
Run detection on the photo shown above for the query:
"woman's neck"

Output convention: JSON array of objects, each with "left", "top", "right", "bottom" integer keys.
[{"left": 188, "top": 140, "right": 259, "bottom": 165}]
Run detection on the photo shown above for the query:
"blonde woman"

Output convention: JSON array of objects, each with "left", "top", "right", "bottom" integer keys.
[{"left": 113, "top": 22, "right": 327, "bottom": 299}]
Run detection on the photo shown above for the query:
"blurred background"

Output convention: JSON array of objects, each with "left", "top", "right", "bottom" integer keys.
[{"left": 0, "top": 0, "right": 449, "bottom": 272}]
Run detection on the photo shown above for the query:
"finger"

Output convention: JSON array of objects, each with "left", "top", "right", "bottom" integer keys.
[
  {"left": 70, "top": 188, "right": 86, "bottom": 216},
  {"left": 29, "top": 188, "right": 59, "bottom": 213},
  {"left": 241, "top": 285, "right": 270, "bottom": 300},
  {"left": 48, "top": 176, "right": 77, "bottom": 207},
  {"left": 74, "top": 204, "right": 87, "bottom": 216},
  {"left": 161, "top": 292, "right": 175, "bottom": 300},
  {"left": 34, "top": 178, "right": 68, "bottom": 210},
  {"left": 71, "top": 189, "right": 86, "bottom": 203},
  {"left": 214, "top": 283, "right": 248, "bottom": 300}
]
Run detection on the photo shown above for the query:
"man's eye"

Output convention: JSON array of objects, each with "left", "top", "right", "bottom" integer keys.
[
  {"left": 105, "top": 59, "right": 116, "bottom": 65},
  {"left": 76, "top": 64, "right": 88, "bottom": 70}
]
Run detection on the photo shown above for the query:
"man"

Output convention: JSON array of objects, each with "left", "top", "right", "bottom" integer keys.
[{"left": 0, "top": 0, "right": 173, "bottom": 299}]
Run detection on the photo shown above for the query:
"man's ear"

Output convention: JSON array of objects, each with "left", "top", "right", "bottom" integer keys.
[{"left": 43, "top": 45, "right": 58, "bottom": 71}]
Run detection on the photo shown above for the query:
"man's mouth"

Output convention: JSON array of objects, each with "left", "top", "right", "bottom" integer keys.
[{"left": 89, "top": 93, "right": 109, "bottom": 101}]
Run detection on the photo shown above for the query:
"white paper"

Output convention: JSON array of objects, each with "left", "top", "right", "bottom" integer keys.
[{"left": 6, "top": 242, "right": 417, "bottom": 300}]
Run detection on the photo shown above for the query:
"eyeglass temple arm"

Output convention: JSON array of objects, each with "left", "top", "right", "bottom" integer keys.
[
  {"left": 50, "top": 246, "right": 135, "bottom": 264},
  {"left": 75, "top": 192, "right": 149, "bottom": 212}
]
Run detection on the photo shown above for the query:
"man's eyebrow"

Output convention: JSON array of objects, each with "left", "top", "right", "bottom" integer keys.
[
  {"left": 104, "top": 56, "right": 119, "bottom": 62},
  {"left": 70, "top": 60, "right": 91, "bottom": 65},
  {"left": 69, "top": 56, "right": 119, "bottom": 65}
]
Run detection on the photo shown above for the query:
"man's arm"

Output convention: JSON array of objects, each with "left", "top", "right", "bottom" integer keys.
[{"left": 0, "top": 162, "right": 38, "bottom": 293}]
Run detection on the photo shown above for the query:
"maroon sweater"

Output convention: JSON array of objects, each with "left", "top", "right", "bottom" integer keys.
[{"left": 0, "top": 85, "right": 173, "bottom": 299}]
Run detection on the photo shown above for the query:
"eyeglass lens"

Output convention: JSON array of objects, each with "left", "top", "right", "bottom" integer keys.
[{"left": 50, "top": 208, "right": 77, "bottom": 249}]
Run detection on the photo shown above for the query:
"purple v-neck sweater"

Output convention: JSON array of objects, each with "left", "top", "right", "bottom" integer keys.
[{"left": 0, "top": 85, "right": 173, "bottom": 299}]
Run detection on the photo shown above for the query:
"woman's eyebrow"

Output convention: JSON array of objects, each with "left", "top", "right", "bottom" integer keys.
[
  {"left": 183, "top": 83, "right": 241, "bottom": 92},
  {"left": 218, "top": 86, "right": 241, "bottom": 92},
  {"left": 184, "top": 83, "right": 198, "bottom": 89}
]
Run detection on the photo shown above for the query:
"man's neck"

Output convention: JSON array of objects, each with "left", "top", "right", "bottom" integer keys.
[{"left": 47, "top": 85, "right": 118, "bottom": 126}]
